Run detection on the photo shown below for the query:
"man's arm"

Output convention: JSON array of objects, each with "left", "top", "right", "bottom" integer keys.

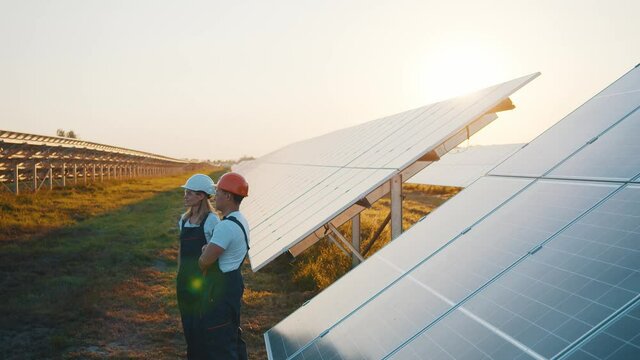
[{"left": 199, "top": 243, "right": 225, "bottom": 272}]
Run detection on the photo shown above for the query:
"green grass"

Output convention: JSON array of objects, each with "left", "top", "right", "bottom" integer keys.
[
  {"left": 0, "top": 169, "right": 224, "bottom": 358},
  {"left": 0, "top": 174, "right": 460, "bottom": 359}
]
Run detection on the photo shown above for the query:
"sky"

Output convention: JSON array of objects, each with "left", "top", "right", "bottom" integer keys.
[{"left": 1, "top": 0, "right": 639, "bottom": 160}]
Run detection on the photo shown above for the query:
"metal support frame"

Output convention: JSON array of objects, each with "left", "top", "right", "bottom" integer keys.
[
  {"left": 15, "top": 164, "right": 19, "bottom": 195},
  {"left": 352, "top": 214, "right": 361, "bottom": 267},
  {"left": 33, "top": 162, "right": 38, "bottom": 191},
  {"left": 35, "top": 164, "right": 49, "bottom": 192},
  {"left": 390, "top": 173, "right": 403, "bottom": 240},
  {"left": 326, "top": 223, "right": 365, "bottom": 262}
]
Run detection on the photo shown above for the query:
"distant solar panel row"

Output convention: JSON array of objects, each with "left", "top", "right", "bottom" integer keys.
[
  {"left": 407, "top": 144, "right": 524, "bottom": 187},
  {"left": 265, "top": 66, "right": 640, "bottom": 359}
]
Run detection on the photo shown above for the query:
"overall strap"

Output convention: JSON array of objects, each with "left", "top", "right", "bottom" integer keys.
[
  {"left": 223, "top": 216, "right": 250, "bottom": 251},
  {"left": 181, "top": 211, "right": 211, "bottom": 229}
]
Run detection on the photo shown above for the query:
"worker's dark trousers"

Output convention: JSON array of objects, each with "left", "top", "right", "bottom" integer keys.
[
  {"left": 200, "top": 265, "right": 248, "bottom": 360},
  {"left": 178, "top": 292, "right": 204, "bottom": 359},
  {"left": 177, "top": 214, "right": 210, "bottom": 359}
]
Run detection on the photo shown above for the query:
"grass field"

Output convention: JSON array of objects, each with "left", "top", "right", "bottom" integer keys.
[{"left": 0, "top": 172, "right": 459, "bottom": 359}]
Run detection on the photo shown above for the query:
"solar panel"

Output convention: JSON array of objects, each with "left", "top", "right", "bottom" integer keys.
[
  {"left": 239, "top": 73, "right": 540, "bottom": 271},
  {"left": 249, "top": 167, "right": 395, "bottom": 267},
  {"left": 407, "top": 144, "right": 524, "bottom": 187},
  {"left": 490, "top": 68, "right": 640, "bottom": 178},
  {"left": 264, "top": 65, "right": 640, "bottom": 359},
  {"left": 285, "top": 181, "right": 617, "bottom": 360},
  {"left": 390, "top": 184, "right": 640, "bottom": 359},
  {"left": 562, "top": 300, "right": 640, "bottom": 360},
  {"left": 547, "top": 109, "right": 640, "bottom": 182}
]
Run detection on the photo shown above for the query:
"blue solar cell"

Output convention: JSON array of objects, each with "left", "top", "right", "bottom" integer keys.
[
  {"left": 389, "top": 309, "right": 538, "bottom": 360},
  {"left": 389, "top": 184, "right": 640, "bottom": 360},
  {"left": 562, "top": 300, "right": 640, "bottom": 360}
]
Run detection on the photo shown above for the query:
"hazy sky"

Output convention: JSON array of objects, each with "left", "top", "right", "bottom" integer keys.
[{"left": 1, "top": 0, "right": 638, "bottom": 160}]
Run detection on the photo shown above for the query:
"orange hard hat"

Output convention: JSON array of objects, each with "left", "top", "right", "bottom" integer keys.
[{"left": 217, "top": 172, "right": 249, "bottom": 197}]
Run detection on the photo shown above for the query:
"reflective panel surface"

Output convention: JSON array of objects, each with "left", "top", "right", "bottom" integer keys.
[
  {"left": 564, "top": 301, "right": 640, "bottom": 360},
  {"left": 491, "top": 67, "right": 640, "bottom": 178},
  {"left": 548, "top": 109, "right": 640, "bottom": 182},
  {"left": 288, "top": 181, "right": 616, "bottom": 359}
]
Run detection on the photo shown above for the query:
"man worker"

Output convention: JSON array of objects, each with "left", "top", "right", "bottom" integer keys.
[{"left": 198, "top": 172, "right": 250, "bottom": 360}]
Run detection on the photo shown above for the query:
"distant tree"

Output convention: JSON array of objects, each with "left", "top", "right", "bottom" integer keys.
[
  {"left": 56, "top": 129, "right": 79, "bottom": 139},
  {"left": 238, "top": 155, "right": 255, "bottom": 162}
]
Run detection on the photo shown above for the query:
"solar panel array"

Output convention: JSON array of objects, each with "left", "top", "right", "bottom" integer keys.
[
  {"left": 264, "top": 65, "right": 640, "bottom": 359},
  {"left": 236, "top": 73, "right": 540, "bottom": 271}
]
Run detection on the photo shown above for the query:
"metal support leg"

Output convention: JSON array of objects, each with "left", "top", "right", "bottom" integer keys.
[
  {"left": 327, "top": 233, "right": 349, "bottom": 257},
  {"left": 33, "top": 163, "right": 38, "bottom": 192},
  {"left": 352, "top": 214, "right": 361, "bottom": 267},
  {"left": 327, "top": 223, "right": 364, "bottom": 262},
  {"left": 15, "top": 164, "right": 19, "bottom": 195},
  {"left": 62, "top": 163, "right": 66, "bottom": 187},
  {"left": 390, "top": 174, "right": 403, "bottom": 240},
  {"left": 49, "top": 165, "right": 53, "bottom": 190}
]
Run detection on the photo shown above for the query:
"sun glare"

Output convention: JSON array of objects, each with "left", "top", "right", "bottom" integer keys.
[{"left": 418, "top": 42, "right": 506, "bottom": 102}]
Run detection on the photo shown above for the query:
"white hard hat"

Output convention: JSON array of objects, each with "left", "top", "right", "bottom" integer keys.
[{"left": 181, "top": 174, "right": 216, "bottom": 196}]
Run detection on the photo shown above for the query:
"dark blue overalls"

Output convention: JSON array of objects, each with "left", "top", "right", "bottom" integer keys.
[
  {"left": 200, "top": 216, "right": 249, "bottom": 360},
  {"left": 177, "top": 212, "right": 211, "bottom": 359}
]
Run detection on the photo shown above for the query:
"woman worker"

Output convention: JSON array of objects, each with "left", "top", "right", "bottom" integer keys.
[{"left": 177, "top": 173, "right": 219, "bottom": 359}]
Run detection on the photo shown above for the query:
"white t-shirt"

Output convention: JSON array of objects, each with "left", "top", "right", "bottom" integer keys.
[
  {"left": 177, "top": 212, "right": 220, "bottom": 242},
  {"left": 210, "top": 211, "right": 250, "bottom": 273}
]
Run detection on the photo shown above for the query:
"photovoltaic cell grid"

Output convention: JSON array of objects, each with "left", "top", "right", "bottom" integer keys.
[
  {"left": 237, "top": 73, "right": 539, "bottom": 271},
  {"left": 389, "top": 184, "right": 640, "bottom": 360},
  {"left": 564, "top": 301, "right": 640, "bottom": 360},
  {"left": 265, "top": 65, "right": 640, "bottom": 360}
]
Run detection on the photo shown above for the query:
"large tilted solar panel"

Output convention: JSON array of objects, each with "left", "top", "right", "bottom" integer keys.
[
  {"left": 238, "top": 73, "right": 540, "bottom": 271},
  {"left": 264, "top": 65, "right": 640, "bottom": 359}
]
